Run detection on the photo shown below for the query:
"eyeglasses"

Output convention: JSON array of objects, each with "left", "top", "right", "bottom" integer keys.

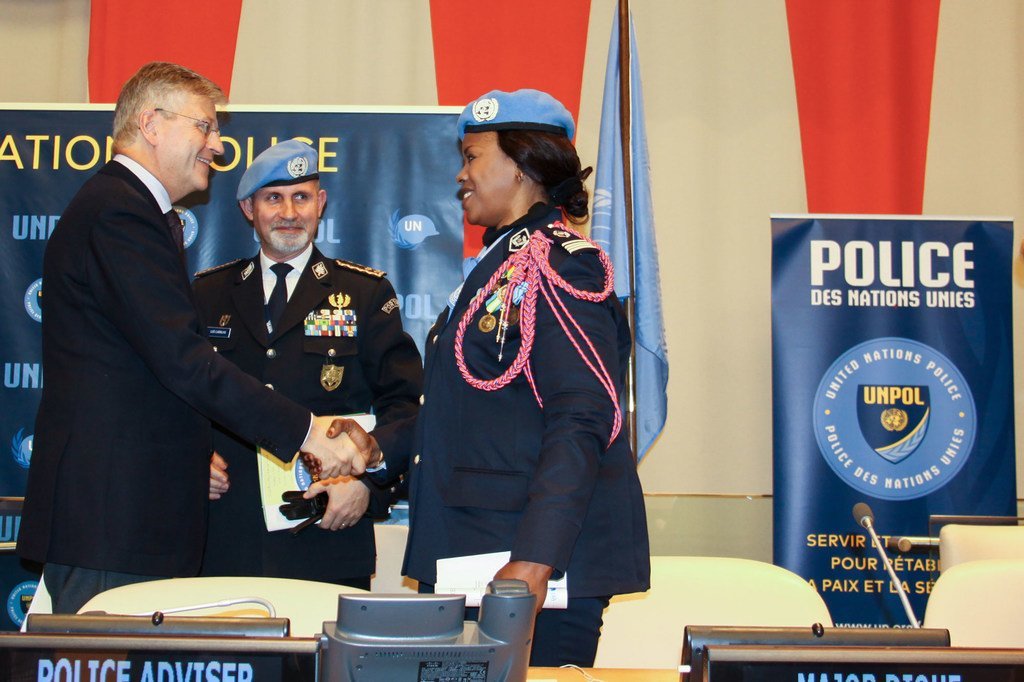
[{"left": 155, "top": 108, "right": 221, "bottom": 138}]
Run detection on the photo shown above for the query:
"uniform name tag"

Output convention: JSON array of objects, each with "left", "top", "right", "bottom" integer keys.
[{"left": 207, "top": 327, "right": 231, "bottom": 338}]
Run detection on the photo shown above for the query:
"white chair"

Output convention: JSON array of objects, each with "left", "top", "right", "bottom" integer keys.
[
  {"left": 593, "top": 556, "right": 832, "bottom": 669},
  {"left": 78, "top": 576, "right": 364, "bottom": 637},
  {"left": 372, "top": 523, "right": 418, "bottom": 593},
  {"left": 923, "top": 559, "right": 1024, "bottom": 647},
  {"left": 939, "top": 524, "right": 1024, "bottom": 571}
]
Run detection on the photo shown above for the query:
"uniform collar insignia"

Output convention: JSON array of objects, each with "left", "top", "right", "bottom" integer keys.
[
  {"left": 508, "top": 227, "right": 531, "bottom": 252},
  {"left": 312, "top": 261, "right": 329, "bottom": 280}
]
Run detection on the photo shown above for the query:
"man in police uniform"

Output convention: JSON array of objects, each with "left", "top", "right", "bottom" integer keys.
[{"left": 193, "top": 140, "right": 423, "bottom": 588}]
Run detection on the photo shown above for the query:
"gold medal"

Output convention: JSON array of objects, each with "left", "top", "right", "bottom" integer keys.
[
  {"left": 478, "top": 313, "right": 497, "bottom": 333},
  {"left": 320, "top": 364, "right": 344, "bottom": 391}
]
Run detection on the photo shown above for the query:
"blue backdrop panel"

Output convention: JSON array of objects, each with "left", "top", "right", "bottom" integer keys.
[
  {"left": 0, "top": 105, "right": 463, "bottom": 628},
  {"left": 771, "top": 215, "right": 1015, "bottom": 627}
]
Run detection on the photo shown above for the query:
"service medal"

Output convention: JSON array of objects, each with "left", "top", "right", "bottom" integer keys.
[
  {"left": 321, "top": 364, "right": 344, "bottom": 391},
  {"left": 478, "top": 313, "right": 497, "bottom": 333}
]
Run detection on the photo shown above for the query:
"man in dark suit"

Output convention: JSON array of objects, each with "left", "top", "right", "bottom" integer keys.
[
  {"left": 17, "top": 62, "right": 368, "bottom": 614},
  {"left": 194, "top": 140, "right": 422, "bottom": 589}
]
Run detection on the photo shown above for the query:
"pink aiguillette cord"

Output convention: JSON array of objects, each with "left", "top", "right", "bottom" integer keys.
[{"left": 453, "top": 222, "right": 622, "bottom": 445}]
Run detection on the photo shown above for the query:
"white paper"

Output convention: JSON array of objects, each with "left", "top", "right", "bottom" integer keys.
[
  {"left": 256, "top": 413, "right": 376, "bottom": 531},
  {"left": 435, "top": 551, "right": 568, "bottom": 609}
]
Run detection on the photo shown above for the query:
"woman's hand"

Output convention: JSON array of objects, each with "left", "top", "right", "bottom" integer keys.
[{"left": 494, "top": 560, "right": 554, "bottom": 613}]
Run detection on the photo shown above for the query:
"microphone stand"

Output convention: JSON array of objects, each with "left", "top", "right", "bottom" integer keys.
[{"left": 861, "top": 515, "right": 920, "bottom": 628}]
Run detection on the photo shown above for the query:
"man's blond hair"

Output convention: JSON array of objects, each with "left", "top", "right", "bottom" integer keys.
[{"left": 112, "top": 62, "right": 226, "bottom": 151}]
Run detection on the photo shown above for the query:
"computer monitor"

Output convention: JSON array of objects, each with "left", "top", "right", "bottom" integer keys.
[
  {"left": 320, "top": 580, "right": 535, "bottom": 682},
  {"left": 682, "top": 625, "right": 950, "bottom": 682}
]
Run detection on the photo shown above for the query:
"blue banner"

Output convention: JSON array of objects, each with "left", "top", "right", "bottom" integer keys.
[
  {"left": 0, "top": 105, "right": 463, "bottom": 628},
  {"left": 772, "top": 215, "right": 1015, "bottom": 627}
]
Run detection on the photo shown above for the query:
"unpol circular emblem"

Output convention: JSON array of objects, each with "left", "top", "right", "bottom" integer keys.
[
  {"left": 7, "top": 581, "right": 37, "bottom": 627},
  {"left": 10, "top": 428, "right": 32, "bottom": 469},
  {"left": 295, "top": 457, "right": 313, "bottom": 490},
  {"left": 472, "top": 98, "right": 499, "bottom": 122},
  {"left": 812, "top": 337, "right": 976, "bottom": 501},
  {"left": 174, "top": 206, "right": 199, "bottom": 248},
  {"left": 24, "top": 278, "right": 42, "bottom": 322}
]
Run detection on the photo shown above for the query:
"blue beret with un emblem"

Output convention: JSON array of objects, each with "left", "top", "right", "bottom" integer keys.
[
  {"left": 236, "top": 139, "right": 319, "bottom": 200},
  {"left": 458, "top": 89, "right": 575, "bottom": 140}
]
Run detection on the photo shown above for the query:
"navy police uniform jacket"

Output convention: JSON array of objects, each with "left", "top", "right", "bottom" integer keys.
[
  {"left": 192, "top": 247, "right": 423, "bottom": 581},
  {"left": 376, "top": 204, "right": 650, "bottom": 598},
  {"left": 18, "top": 161, "right": 311, "bottom": 577}
]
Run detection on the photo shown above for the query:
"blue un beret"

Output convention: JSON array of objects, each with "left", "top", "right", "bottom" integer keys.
[
  {"left": 237, "top": 139, "right": 319, "bottom": 201},
  {"left": 458, "top": 89, "right": 575, "bottom": 140}
]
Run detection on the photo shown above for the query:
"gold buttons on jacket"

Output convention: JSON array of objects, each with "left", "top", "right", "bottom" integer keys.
[
  {"left": 419, "top": 395, "right": 425, "bottom": 405},
  {"left": 266, "top": 348, "right": 277, "bottom": 359}
]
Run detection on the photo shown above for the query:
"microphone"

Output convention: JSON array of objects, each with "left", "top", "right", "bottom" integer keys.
[{"left": 852, "top": 502, "right": 920, "bottom": 628}]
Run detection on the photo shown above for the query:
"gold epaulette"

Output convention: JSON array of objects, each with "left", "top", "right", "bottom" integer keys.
[
  {"left": 194, "top": 258, "right": 244, "bottom": 279},
  {"left": 335, "top": 259, "right": 386, "bottom": 279}
]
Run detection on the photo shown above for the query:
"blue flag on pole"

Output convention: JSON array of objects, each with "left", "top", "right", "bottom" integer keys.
[{"left": 591, "top": 9, "right": 668, "bottom": 460}]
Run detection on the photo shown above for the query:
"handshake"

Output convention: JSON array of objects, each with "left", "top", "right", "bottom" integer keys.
[{"left": 299, "top": 416, "right": 382, "bottom": 479}]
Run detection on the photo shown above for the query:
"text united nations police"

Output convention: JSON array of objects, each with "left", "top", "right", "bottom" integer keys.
[{"left": 809, "top": 240, "right": 974, "bottom": 308}]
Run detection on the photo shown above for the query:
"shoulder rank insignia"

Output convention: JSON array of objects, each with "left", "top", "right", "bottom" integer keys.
[
  {"left": 334, "top": 259, "right": 386, "bottom": 279},
  {"left": 545, "top": 223, "right": 598, "bottom": 255},
  {"left": 194, "top": 258, "right": 244, "bottom": 279}
]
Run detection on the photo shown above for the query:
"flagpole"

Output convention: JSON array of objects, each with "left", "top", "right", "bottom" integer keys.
[{"left": 617, "top": 0, "right": 639, "bottom": 460}]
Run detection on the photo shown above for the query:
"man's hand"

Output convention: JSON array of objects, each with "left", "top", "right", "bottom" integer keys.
[
  {"left": 209, "top": 452, "right": 229, "bottom": 500},
  {"left": 299, "top": 416, "right": 377, "bottom": 478},
  {"left": 494, "top": 560, "right": 554, "bottom": 613},
  {"left": 327, "top": 418, "right": 383, "bottom": 468},
  {"left": 303, "top": 476, "right": 370, "bottom": 530}
]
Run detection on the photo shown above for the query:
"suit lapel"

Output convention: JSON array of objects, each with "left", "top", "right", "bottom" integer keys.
[
  {"left": 231, "top": 258, "right": 270, "bottom": 347},
  {"left": 449, "top": 227, "right": 524, "bottom": 322},
  {"left": 273, "top": 249, "right": 333, "bottom": 341},
  {"left": 101, "top": 161, "right": 164, "bottom": 217}
]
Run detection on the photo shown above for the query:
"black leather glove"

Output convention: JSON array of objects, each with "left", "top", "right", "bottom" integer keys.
[{"left": 280, "top": 490, "right": 328, "bottom": 521}]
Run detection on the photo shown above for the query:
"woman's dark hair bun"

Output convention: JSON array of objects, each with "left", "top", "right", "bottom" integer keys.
[{"left": 497, "top": 130, "right": 591, "bottom": 224}]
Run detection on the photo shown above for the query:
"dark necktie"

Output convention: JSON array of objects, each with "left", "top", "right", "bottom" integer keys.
[
  {"left": 266, "top": 262, "right": 293, "bottom": 336},
  {"left": 164, "top": 209, "right": 184, "bottom": 254}
]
